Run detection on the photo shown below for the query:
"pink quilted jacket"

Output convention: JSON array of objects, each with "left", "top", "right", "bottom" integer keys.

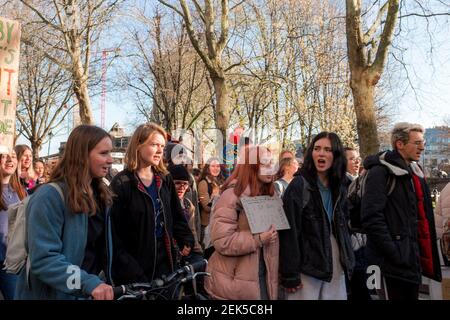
[
  {"left": 435, "top": 182, "right": 450, "bottom": 239},
  {"left": 204, "top": 185, "right": 279, "bottom": 300}
]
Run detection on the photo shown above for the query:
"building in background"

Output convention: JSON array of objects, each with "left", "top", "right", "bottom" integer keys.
[
  {"left": 41, "top": 123, "right": 131, "bottom": 173},
  {"left": 108, "top": 123, "right": 130, "bottom": 172},
  {"left": 423, "top": 126, "right": 450, "bottom": 177}
]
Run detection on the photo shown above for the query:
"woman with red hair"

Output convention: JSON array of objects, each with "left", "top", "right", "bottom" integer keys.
[{"left": 204, "top": 146, "right": 279, "bottom": 300}]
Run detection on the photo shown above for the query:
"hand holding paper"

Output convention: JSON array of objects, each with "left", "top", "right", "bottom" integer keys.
[{"left": 240, "top": 196, "right": 290, "bottom": 234}]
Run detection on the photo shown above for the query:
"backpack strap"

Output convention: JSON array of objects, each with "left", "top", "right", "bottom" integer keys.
[
  {"left": 48, "top": 182, "right": 65, "bottom": 202},
  {"left": 363, "top": 169, "right": 396, "bottom": 197}
]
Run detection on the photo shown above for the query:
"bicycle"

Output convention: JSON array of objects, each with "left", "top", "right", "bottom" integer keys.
[{"left": 113, "top": 259, "right": 210, "bottom": 300}]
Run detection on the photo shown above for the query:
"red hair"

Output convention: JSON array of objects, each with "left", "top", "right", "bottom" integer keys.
[{"left": 221, "top": 145, "right": 274, "bottom": 197}]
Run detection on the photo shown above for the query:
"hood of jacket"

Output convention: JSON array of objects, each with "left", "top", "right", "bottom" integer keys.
[{"left": 363, "top": 150, "right": 424, "bottom": 178}]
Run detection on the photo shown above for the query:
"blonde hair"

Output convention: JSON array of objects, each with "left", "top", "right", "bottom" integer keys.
[
  {"left": 391, "top": 122, "right": 425, "bottom": 149},
  {"left": 125, "top": 122, "right": 168, "bottom": 174},
  {"left": 0, "top": 152, "right": 27, "bottom": 210},
  {"left": 14, "top": 144, "right": 35, "bottom": 180},
  {"left": 276, "top": 156, "right": 296, "bottom": 180},
  {"left": 49, "top": 125, "right": 113, "bottom": 215}
]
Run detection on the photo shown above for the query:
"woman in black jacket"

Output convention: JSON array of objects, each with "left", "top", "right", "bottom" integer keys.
[
  {"left": 110, "top": 123, "right": 194, "bottom": 285},
  {"left": 279, "top": 132, "right": 354, "bottom": 300}
]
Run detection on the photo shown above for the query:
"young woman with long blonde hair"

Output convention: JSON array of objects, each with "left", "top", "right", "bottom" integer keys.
[
  {"left": 110, "top": 122, "right": 194, "bottom": 285},
  {"left": 14, "top": 145, "right": 36, "bottom": 193}
]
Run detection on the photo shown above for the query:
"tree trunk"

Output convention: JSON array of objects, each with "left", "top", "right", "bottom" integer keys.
[
  {"left": 30, "top": 139, "right": 41, "bottom": 159},
  {"left": 212, "top": 76, "right": 230, "bottom": 151},
  {"left": 72, "top": 63, "right": 93, "bottom": 125},
  {"left": 350, "top": 70, "right": 380, "bottom": 159}
]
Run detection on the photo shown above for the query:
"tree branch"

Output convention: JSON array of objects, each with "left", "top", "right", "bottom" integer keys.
[
  {"left": 20, "top": 0, "right": 62, "bottom": 32},
  {"left": 371, "top": 0, "right": 400, "bottom": 74},
  {"left": 399, "top": 12, "right": 450, "bottom": 19},
  {"left": 158, "top": 0, "right": 184, "bottom": 17},
  {"left": 345, "top": 0, "right": 368, "bottom": 69},
  {"left": 192, "top": 0, "right": 206, "bottom": 24},
  {"left": 363, "top": 1, "right": 389, "bottom": 45},
  {"left": 217, "top": 0, "right": 229, "bottom": 53}
]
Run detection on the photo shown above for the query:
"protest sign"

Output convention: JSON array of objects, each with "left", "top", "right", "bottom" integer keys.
[
  {"left": 240, "top": 196, "right": 290, "bottom": 234},
  {"left": 0, "top": 17, "right": 21, "bottom": 153}
]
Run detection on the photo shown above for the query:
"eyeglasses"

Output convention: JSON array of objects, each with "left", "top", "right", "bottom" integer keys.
[
  {"left": 349, "top": 157, "right": 361, "bottom": 163},
  {"left": 407, "top": 140, "right": 426, "bottom": 147},
  {"left": 174, "top": 181, "right": 189, "bottom": 189}
]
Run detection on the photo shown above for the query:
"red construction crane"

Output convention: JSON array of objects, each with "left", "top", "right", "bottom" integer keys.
[{"left": 101, "top": 48, "right": 120, "bottom": 129}]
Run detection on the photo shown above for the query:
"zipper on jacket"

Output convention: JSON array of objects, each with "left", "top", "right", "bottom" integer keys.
[
  {"left": 136, "top": 175, "right": 159, "bottom": 282},
  {"left": 104, "top": 207, "right": 114, "bottom": 286},
  {"left": 331, "top": 193, "right": 352, "bottom": 276},
  {"left": 319, "top": 190, "right": 342, "bottom": 281},
  {"left": 331, "top": 193, "right": 342, "bottom": 241},
  {"left": 157, "top": 183, "right": 174, "bottom": 272},
  {"left": 317, "top": 193, "right": 333, "bottom": 281}
]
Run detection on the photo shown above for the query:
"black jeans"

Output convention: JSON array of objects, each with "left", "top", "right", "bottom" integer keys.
[
  {"left": 385, "top": 276, "right": 419, "bottom": 300},
  {"left": 348, "top": 270, "right": 372, "bottom": 301}
]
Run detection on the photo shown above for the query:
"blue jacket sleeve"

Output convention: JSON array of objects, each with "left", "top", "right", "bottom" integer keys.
[{"left": 26, "top": 186, "right": 103, "bottom": 297}]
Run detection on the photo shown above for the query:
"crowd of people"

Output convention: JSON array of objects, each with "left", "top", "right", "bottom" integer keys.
[{"left": 0, "top": 121, "right": 449, "bottom": 300}]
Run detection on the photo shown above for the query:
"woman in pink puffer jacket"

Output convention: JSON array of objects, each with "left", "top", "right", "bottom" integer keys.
[
  {"left": 435, "top": 183, "right": 450, "bottom": 238},
  {"left": 204, "top": 146, "right": 279, "bottom": 300},
  {"left": 435, "top": 182, "right": 450, "bottom": 262}
]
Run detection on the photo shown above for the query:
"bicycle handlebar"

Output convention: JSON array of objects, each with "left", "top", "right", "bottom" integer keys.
[{"left": 113, "top": 259, "right": 208, "bottom": 300}]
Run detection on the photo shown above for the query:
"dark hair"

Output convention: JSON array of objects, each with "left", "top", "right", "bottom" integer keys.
[
  {"left": 199, "top": 157, "right": 225, "bottom": 185},
  {"left": 192, "top": 168, "right": 201, "bottom": 177},
  {"left": 301, "top": 132, "right": 347, "bottom": 191},
  {"left": 33, "top": 159, "right": 45, "bottom": 166},
  {"left": 50, "top": 125, "right": 113, "bottom": 215}
]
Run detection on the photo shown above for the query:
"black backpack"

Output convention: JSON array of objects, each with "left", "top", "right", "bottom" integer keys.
[{"left": 347, "top": 171, "right": 396, "bottom": 232}]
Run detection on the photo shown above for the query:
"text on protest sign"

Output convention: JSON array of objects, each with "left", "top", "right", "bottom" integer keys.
[
  {"left": 240, "top": 196, "right": 290, "bottom": 234},
  {"left": 0, "top": 17, "right": 21, "bottom": 153}
]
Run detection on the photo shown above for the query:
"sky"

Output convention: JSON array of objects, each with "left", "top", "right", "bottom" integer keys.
[
  {"left": 15, "top": 2, "right": 450, "bottom": 158},
  {"left": 389, "top": 16, "right": 450, "bottom": 128}
]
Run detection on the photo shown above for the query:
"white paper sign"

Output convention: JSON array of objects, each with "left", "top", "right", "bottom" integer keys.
[{"left": 240, "top": 196, "right": 290, "bottom": 234}]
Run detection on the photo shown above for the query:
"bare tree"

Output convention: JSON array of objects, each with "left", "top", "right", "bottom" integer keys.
[
  {"left": 16, "top": 44, "right": 74, "bottom": 158},
  {"left": 18, "top": 0, "right": 123, "bottom": 124},
  {"left": 120, "top": 8, "right": 214, "bottom": 132},
  {"left": 346, "top": 0, "right": 399, "bottom": 158},
  {"left": 346, "top": 0, "right": 450, "bottom": 158},
  {"left": 158, "top": 0, "right": 244, "bottom": 147},
  {"left": 232, "top": 0, "right": 356, "bottom": 149}
]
